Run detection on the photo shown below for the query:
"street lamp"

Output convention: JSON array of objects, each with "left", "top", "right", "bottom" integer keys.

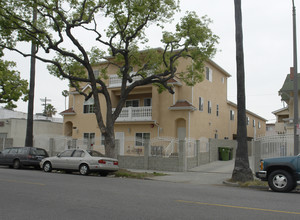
[{"left": 292, "top": 0, "right": 299, "bottom": 155}]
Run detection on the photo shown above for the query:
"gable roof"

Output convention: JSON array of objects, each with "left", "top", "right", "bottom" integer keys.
[
  {"left": 279, "top": 74, "right": 300, "bottom": 102},
  {"left": 169, "top": 100, "right": 197, "bottom": 111},
  {"left": 60, "top": 108, "right": 76, "bottom": 116}
]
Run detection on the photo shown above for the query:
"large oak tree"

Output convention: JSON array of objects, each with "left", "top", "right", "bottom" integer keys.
[{"left": 0, "top": 0, "right": 218, "bottom": 158}]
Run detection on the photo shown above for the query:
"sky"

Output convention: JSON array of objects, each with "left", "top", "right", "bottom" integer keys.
[{"left": 1, "top": 0, "right": 296, "bottom": 123}]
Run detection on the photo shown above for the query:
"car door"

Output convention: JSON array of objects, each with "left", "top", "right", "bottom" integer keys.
[
  {"left": 0, "top": 148, "right": 11, "bottom": 165},
  {"left": 52, "top": 150, "right": 74, "bottom": 170},
  {"left": 69, "top": 150, "right": 85, "bottom": 170}
]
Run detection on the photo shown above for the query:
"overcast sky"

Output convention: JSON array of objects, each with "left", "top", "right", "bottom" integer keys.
[{"left": 2, "top": 0, "right": 296, "bottom": 123}]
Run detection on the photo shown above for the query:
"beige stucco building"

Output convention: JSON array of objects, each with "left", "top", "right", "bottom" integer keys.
[{"left": 61, "top": 55, "right": 266, "bottom": 155}]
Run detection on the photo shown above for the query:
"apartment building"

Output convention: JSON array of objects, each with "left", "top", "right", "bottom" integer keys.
[{"left": 61, "top": 57, "right": 266, "bottom": 154}]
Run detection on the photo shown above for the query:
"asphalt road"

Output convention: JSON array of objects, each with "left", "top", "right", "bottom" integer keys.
[{"left": 0, "top": 167, "right": 300, "bottom": 220}]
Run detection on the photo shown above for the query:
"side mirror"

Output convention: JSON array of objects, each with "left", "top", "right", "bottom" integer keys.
[{"left": 56, "top": 153, "right": 61, "bottom": 157}]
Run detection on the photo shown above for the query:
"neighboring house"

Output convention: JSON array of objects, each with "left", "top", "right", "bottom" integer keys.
[
  {"left": 279, "top": 73, "right": 300, "bottom": 134},
  {"left": 272, "top": 107, "right": 289, "bottom": 134},
  {"left": 0, "top": 108, "right": 63, "bottom": 149},
  {"left": 61, "top": 55, "right": 266, "bottom": 155}
]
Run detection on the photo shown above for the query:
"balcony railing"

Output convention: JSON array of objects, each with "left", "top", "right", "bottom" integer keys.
[
  {"left": 113, "top": 106, "right": 152, "bottom": 121},
  {"left": 109, "top": 73, "right": 151, "bottom": 88}
]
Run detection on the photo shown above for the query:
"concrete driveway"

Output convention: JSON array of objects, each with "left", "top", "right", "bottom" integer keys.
[{"left": 146, "top": 159, "right": 236, "bottom": 185}]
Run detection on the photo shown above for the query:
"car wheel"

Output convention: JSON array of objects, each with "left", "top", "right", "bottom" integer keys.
[
  {"left": 79, "top": 164, "right": 89, "bottom": 175},
  {"left": 13, "top": 159, "right": 21, "bottom": 169},
  {"left": 268, "top": 170, "right": 295, "bottom": 192},
  {"left": 43, "top": 162, "right": 52, "bottom": 173}
]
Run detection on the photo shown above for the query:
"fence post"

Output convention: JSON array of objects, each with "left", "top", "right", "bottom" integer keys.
[
  {"left": 253, "top": 140, "right": 261, "bottom": 173},
  {"left": 196, "top": 140, "right": 200, "bottom": 166},
  {"left": 144, "top": 140, "right": 150, "bottom": 170},
  {"left": 179, "top": 140, "right": 186, "bottom": 172}
]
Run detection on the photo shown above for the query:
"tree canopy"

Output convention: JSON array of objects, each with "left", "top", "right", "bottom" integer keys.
[
  {"left": 0, "top": 59, "right": 28, "bottom": 109},
  {"left": 0, "top": 0, "right": 219, "bottom": 157}
]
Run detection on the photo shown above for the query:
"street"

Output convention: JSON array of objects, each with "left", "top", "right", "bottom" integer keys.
[{"left": 0, "top": 167, "right": 300, "bottom": 220}]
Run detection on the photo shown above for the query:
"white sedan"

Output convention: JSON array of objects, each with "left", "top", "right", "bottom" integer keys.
[{"left": 40, "top": 149, "right": 119, "bottom": 176}]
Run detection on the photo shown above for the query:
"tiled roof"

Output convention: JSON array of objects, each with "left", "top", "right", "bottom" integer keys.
[
  {"left": 60, "top": 108, "right": 76, "bottom": 115},
  {"left": 169, "top": 100, "right": 196, "bottom": 111}
]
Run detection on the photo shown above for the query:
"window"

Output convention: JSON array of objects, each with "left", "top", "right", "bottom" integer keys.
[
  {"left": 230, "top": 110, "right": 235, "bottom": 121},
  {"left": 144, "top": 98, "right": 152, "bottom": 106},
  {"left": 208, "top": 101, "right": 212, "bottom": 114},
  {"left": 216, "top": 104, "right": 219, "bottom": 117},
  {"left": 221, "top": 77, "right": 225, "bottom": 83},
  {"left": 101, "top": 133, "right": 105, "bottom": 145},
  {"left": 93, "top": 70, "right": 100, "bottom": 79},
  {"left": 247, "top": 117, "right": 250, "bottom": 125},
  {"left": 205, "top": 67, "right": 213, "bottom": 82},
  {"left": 84, "top": 133, "right": 95, "bottom": 146},
  {"left": 126, "top": 99, "right": 139, "bottom": 107},
  {"left": 73, "top": 150, "right": 85, "bottom": 157},
  {"left": 199, "top": 97, "right": 204, "bottom": 111},
  {"left": 258, "top": 121, "right": 261, "bottom": 129},
  {"left": 253, "top": 119, "right": 256, "bottom": 127},
  {"left": 59, "top": 150, "right": 74, "bottom": 157},
  {"left": 135, "top": 133, "right": 150, "bottom": 146},
  {"left": 83, "top": 97, "right": 95, "bottom": 113}
]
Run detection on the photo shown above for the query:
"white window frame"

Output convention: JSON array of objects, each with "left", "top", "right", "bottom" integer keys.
[
  {"left": 208, "top": 101, "right": 212, "bottom": 114},
  {"left": 83, "top": 97, "right": 95, "bottom": 114},
  {"left": 205, "top": 67, "right": 213, "bottom": 82},
  {"left": 83, "top": 133, "right": 95, "bottom": 146},
  {"left": 230, "top": 110, "right": 235, "bottom": 121},
  {"left": 93, "top": 70, "right": 100, "bottom": 79},
  {"left": 135, "top": 133, "right": 150, "bottom": 147},
  {"left": 199, "top": 97, "right": 204, "bottom": 111}
]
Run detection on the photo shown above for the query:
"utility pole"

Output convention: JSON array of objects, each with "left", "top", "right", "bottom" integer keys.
[
  {"left": 292, "top": 0, "right": 299, "bottom": 155},
  {"left": 40, "top": 97, "right": 52, "bottom": 116}
]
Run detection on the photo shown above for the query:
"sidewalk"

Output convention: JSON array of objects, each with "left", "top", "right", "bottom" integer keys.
[{"left": 129, "top": 159, "right": 235, "bottom": 185}]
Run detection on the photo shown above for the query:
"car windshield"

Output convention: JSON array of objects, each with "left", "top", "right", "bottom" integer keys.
[{"left": 87, "top": 150, "right": 105, "bottom": 157}]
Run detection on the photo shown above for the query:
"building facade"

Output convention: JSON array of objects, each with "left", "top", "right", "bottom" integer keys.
[{"left": 61, "top": 56, "right": 266, "bottom": 155}]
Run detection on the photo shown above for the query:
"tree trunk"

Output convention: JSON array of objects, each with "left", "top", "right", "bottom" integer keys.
[
  {"left": 104, "top": 126, "right": 116, "bottom": 158},
  {"left": 231, "top": 0, "right": 253, "bottom": 182}
]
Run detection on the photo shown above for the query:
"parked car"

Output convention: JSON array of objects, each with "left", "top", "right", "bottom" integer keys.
[
  {"left": 40, "top": 149, "right": 119, "bottom": 176},
  {"left": 0, "top": 147, "right": 49, "bottom": 169},
  {"left": 256, "top": 155, "right": 300, "bottom": 192}
]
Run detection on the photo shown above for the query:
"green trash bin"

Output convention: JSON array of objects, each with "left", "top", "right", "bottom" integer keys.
[{"left": 218, "top": 147, "right": 230, "bottom": 161}]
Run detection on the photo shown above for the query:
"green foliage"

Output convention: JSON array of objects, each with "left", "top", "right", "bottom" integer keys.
[
  {"left": 0, "top": 0, "right": 219, "bottom": 157},
  {"left": 0, "top": 60, "right": 28, "bottom": 109},
  {"left": 43, "top": 104, "right": 57, "bottom": 117}
]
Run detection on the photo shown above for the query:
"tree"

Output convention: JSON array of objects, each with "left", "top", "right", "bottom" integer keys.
[
  {"left": 0, "top": 0, "right": 218, "bottom": 158},
  {"left": 0, "top": 59, "right": 28, "bottom": 109},
  {"left": 62, "top": 90, "right": 69, "bottom": 110},
  {"left": 43, "top": 104, "right": 57, "bottom": 117},
  {"left": 231, "top": 0, "right": 253, "bottom": 182}
]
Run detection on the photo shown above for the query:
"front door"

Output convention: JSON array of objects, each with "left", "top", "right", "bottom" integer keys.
[{"left": 177, "top": 127, "right": 186, "bottom": 141}]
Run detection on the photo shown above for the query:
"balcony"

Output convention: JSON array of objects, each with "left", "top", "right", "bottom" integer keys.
[
  {"left": 113, "top": 106, "right": 152, "bottom": 122},
  {"left": 109, "top": 73, "right": 151, "bottom": 88}
]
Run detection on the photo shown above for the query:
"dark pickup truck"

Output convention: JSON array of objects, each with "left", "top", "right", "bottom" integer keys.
[{"left": 256, "top": 155, "right": 300, "bottom": 192}]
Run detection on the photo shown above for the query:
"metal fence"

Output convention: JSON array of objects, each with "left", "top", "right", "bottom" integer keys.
[{"left": 256, "top": 134, "right": 294, "bottom": 158}]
